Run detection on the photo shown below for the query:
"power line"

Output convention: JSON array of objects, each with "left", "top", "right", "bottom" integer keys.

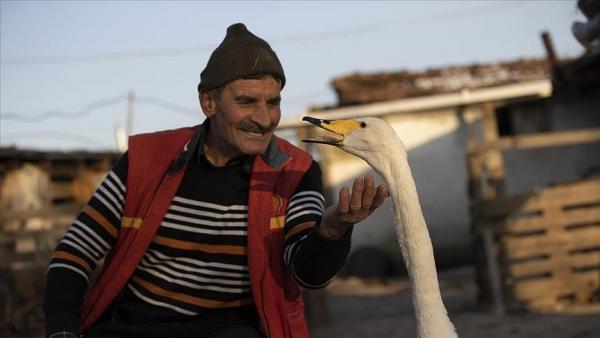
[
  {"left": 0, "top": 94, "right": 126, "bottom": 122},
  {"left": 0, "top": 25, "right": 379, "bottom": 65},
  {"left": 137, "top": 95, "right": 199, "bottom": 117},
  {"left": 0, "top": 93, "right": 201, "bottom": 122},
  {"left": 1, "top": 2, "right": 528, "bottom": 66},
  {"left": 1, "top": 43, "right": 218, "bottom": 65}
]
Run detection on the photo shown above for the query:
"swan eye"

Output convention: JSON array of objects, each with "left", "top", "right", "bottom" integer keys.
[{"left": 360, "top": 121, "right": 367, "bottom": 128}]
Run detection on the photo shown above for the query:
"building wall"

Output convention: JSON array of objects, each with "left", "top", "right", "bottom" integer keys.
[{"left": 503, "top": 96, "right": 600, "bottom": 194}]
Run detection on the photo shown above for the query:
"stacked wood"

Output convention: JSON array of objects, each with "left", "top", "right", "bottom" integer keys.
[
  {"left": 0, "top": 152, "right": 117, "bottom": 267},
  {"left": 474, "top": 179, "right": 600, "bottom": 311},
  {"left": 467, "top": 105, "right": 600, "bottom": 313},
  {"left": 0, "top": 148, "right": 119, "bottom": 335}
]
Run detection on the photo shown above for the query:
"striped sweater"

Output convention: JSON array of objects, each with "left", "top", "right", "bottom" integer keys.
[{"left": 44, "top": 148, "right": 351, "bottom": 335}]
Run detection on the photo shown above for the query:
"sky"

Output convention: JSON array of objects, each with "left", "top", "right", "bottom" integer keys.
[{"left": 0, "top": 0, "right": 586, "bottom": 151}]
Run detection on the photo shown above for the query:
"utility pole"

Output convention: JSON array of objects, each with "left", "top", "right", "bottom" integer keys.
[
  {"left": 113, "top": 123, "right": 127, "bottom": 153},
  {"left": 541, "top": 31, "right": 565, "bottom": 85},
  {"left": 126, "top": 90, "right": 135, "bottom": 137}
]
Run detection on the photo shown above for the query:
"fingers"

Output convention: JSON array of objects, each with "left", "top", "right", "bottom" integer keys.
[
  {"left": 338, "top": 186, "right": 350, "bottom": 214},
  {"left": 362, "top": 175, "right": 375, "bottom": 209},
  {"left": 349, "top": 178, "right": 364, "bottom": 211},
  {"left": 370, "top": 185, "right": 390, "bottom": 211},
  {"left": 338, "top": 175, "right": 389, "bottom": 218}
]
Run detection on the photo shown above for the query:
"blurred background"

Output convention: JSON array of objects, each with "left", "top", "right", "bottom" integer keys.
[{"left": 1, "top": 1, "right": 599, "bottom": 337}]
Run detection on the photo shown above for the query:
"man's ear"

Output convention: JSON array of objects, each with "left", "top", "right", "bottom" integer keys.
[{"left": 199, "top": 90, "right": 216, "bottom": 118}]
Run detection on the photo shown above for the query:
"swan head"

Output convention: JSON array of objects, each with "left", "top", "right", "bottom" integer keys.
[{"left": 302, "top": 116, "right": 405, "bottom": 167}]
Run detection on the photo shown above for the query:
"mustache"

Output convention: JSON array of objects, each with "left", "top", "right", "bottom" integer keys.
[{"left": 235, "top": 120, "right": 275, "bottom": 134}]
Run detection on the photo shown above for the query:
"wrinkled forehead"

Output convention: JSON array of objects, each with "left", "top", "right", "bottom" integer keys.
[{"left": 224, "top": 76, "right": 282, "bottom": 97}]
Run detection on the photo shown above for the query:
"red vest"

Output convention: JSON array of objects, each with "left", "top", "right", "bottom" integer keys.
[{"left": 79, "top": 126, "right": 313, "bottom": 338}]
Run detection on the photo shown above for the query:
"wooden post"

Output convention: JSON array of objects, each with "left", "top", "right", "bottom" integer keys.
[
  {"left": 481, "top": 103, "right": 506, "bottom": 314},
  {"left": 480, "top": 103, "right": 506, "bottom": 199},
  {"left": 541, "top": 31, "right": 566, "bottom": 88},
  {"left": 542, "top": 31, "right": 558, "bottom": 65},
  {"left": 482, "top": 227, "right": 505, "bottom": 314},
  {"left": 465, "top": 107, "right": 489, "bottom": 308},
  {"left": 468, "top": 103, "right": 507, "bottom": 314}
]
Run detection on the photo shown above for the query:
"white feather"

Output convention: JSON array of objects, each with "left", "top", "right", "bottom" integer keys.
[{"left": 336, "top": 117, "right": 458, "bottom": 338}]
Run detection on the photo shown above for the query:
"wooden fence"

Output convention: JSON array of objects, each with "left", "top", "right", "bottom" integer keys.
[
  {"left": 473, "top": 179, "right": 600, "bottom": 311},
  {"left": 0, "top": 148, "right": 119, "bottom": 335},
  {"left": 467, "top": 105, "right": 600, "bottom": 313}
]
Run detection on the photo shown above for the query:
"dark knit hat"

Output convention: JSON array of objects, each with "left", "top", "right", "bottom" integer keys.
[{"left": 198, "top": 23, "right": 285, "bottom": 91}]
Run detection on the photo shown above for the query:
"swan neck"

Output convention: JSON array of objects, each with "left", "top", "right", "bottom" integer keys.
[{"left": 378, "top": 146, "right": 457, "bottom": 338}]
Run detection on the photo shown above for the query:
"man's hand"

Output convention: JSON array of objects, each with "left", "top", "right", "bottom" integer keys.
[{"left": 318, "top": 174, "right": 389, "bottom": 240}]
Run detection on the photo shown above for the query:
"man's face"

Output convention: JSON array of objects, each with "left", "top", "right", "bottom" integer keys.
[{"left": 201, "top": 76, "right": 282, "bottom": 159}]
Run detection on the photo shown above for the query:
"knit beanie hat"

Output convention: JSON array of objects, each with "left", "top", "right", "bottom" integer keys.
[{"left": 198, "top": 23, "right": 286, "bottom": 91}]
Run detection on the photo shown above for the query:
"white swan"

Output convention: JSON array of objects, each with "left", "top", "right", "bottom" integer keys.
[{"left": 303, "top": 116, "right": 458, "bottom": 338}]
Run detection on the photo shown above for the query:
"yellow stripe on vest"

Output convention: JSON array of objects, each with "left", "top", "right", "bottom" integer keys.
[
  {"left": 270, "top": 216, "right": 285, "bottom": 229},
  {"left": 121, "top": 217, "right": 143, "bottom": 229}
]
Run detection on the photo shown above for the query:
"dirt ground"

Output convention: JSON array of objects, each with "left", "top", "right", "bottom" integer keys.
[
  {"left": 309, "top": 266, "right": 600, "bottom": 338},
  {"left": 4, "top": 266, "right": 598, "bottom": 337}
]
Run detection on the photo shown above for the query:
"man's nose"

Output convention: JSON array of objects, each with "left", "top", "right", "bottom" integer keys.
[{"left": 253, "top": 102, "right": 272, "bottom": 127}]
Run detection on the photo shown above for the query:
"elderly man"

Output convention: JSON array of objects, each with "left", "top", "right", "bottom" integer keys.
[{"left": 44, "top": 23, "right": 388, "bottom": 338}]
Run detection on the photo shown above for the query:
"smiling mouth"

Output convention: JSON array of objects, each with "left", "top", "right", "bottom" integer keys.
[
  {"left": 301, "top": 116, "right": 343, "bottom": 145},
  {"left": 241, "top": 131, "right": 270, "bottom": 140}
]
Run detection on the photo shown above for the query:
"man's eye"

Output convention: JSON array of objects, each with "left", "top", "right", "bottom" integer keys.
[{"left": 269, "top": 99, "right": 281, "bottom": 106}]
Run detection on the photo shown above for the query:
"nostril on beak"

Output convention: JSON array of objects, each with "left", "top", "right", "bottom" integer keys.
[{"left": 302, "top": 116, "right": 320, "bottom": 124}]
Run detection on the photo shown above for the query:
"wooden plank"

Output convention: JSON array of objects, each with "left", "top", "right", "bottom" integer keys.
[
  {"left": 1, "top": 229, "right": 67, "bottom": 268},
  {"left": 478, "top": 179, "right": 600, "bottom": 219},
  {"left": 15, "top": 237, "right": 37, "bottom": 253},
  {"left": 507, "top": 251, "right": 600, "bottom": 278},
  {"left": 503, "top": 226, "right": 600, "bottom": 251},
  {"left": 50, "top": 181, "right": 74, "bottom": 200},
  {"left": 502, "top": 226, "right": 600, "bottom": 259},
  {"left": 512, "top": 270, "right": 600, "bottom": 301},
  {"left": 481, "top": 205, "right": 600, "bottom": 233},
  {"left": 1, "top": 229, "right": 68, "bottom": 244},
  {"left": 0, "top": 203, "right": 81, "bottom": 223},
  {"left": 541, "top": 208, "right": 572, "bottom": 281},
  {"left": 467, "top": 153, "right": 485, "bottom": 204},
  {"left": 468, "top": 128, "right": 600, "bottom": 155},
  {"left": 480, "top": 188, "right": 600, "bottom": 219},
  {"left": 480, "top": 103, "right": 506, "bottom": 200},
  {"left": 49, "top": 165, "right": 81, "bottom": 178},
  {"left": 535, "top": 179, "right": 600, "bottom": 202}
]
